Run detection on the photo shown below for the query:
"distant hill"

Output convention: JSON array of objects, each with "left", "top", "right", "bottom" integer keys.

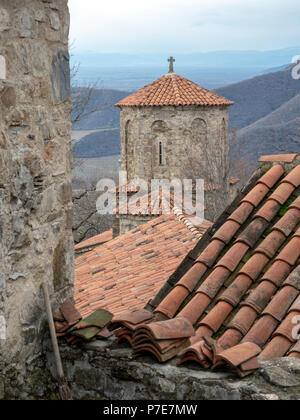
[
  {"left": 72, "top": 128, "right": 120, "bottom": 158},
  {"left": 72, "top": 88, "right": 131, "bottom": 130},
  {"left": 234, "top": 93, "right": 300, "bottom": 162},
  {"left": 214, "top": 64, "right": 300, "bottom": 131},
  {"left": 72, "top": 64, "right": 300, "bottom": 177}
]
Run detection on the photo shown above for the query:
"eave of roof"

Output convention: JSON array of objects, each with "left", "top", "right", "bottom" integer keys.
[{"left": 115, "top": 72, "right": 234, "bottom": 108}]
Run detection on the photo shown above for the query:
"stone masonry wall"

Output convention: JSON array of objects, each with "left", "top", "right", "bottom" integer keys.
[
  {"left": 50, "top": 339, "right": 300, "bottom": 400},
  {"left": 119, "top": 106, "right": 230, "bottom": 222},
  {"left": 0, "top": 0, "right": 73, "bottom": 399}
]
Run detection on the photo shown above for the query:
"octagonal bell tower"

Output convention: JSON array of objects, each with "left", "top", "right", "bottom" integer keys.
[{"left": 115, "top": 58, "right": 234, "bottom": 222}]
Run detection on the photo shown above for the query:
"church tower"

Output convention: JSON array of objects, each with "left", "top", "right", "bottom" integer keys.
[{"left": 115, "top": 58, "right": 234, "bottom": 226}]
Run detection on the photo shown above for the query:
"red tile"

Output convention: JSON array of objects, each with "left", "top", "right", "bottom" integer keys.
[
  {"left": 289, "top": 195, "right": 300, "bottom": 212},
  {"left": 283, "top": 265, "right": 300, "bottom": 290},
  {"left": 177, "top": 262, "right": 207, "bottom": 292},
  {"left": 237, "top": 218, "right": 269, "bottom": 248},
  {"left": 228, "top": 202, "right": 254, "bottom": 225},
  {"left": 273, "top": 208, "right": 300, "bottom": 237},
  {"left": 259, "top": 154, "right": 298, "bottom": 163},
  {"left": 253, "top": 199, "right": 281, "bottom": 222},
  {"left": 214, "top": 342, "right": 261, "bottom": 368},
  {"left": 154, "top": 285, "right": 190, "bottom": 319},
  {"left": 288, "top": 295, "right": 300, "bottom": 313},
  {"left": 212, "top": 220, "right": 241, "bottom": 244},
  {"left": 255, "top": 230, "right": 286, "bottom": 259},
  {"left": 262, "top": 286, "right": 299, "bottom": 322},
  {"left": 228, "top": 306, "right": 258, "bottom": 335},
  {"left": 280, "top": 164, "right": 300, "bottom": 188},
  {"left": 198, "top": 301, "right": 233, "bottom": 333},
  {"left": 216, "top": 329, "right": 243, "bottom": 351},
  {"left": 198, "top": 267, "right": 231, "bottom": 299},
  {"left": 60, "top": 299, "right": 82, "bottom": 325},
  {"left": 220, "top": 274, "right": 253, "bottom": 307},
  {"left": 239, "top": 253, "right": 269, "bottom": 281},
  {"left": 259, "top": 336, "right": 292, "bottom": 360},
  {"left": 260, "top": 260, "right": 291, "bottom": 287},
  {"left": 241, "top": 183, "right": 270, "bottom": 207},
  {"left": 275, "top": 236, "right": 300, "bottom": 266},
  {"left": 196, "top": 239, "right": 225, "bottom": 267},
  {"left": 216, "top": 242, "right": 249, "bottom": 272},
  {"left": 242, "top": 315, "right": 278, "bottom": 347},
  {"left": 257, "top": 164, "right": 285, "bottom": 188},
  {"left": 179, "top": 292, "right": 211, "bottom": 325},
  {"left": 268, "top": 182, "right": 295, "bottom": 205},
  {"left": 137, "top": 317, "right": 194, "bottom": 340},
  {"left": 116, "top": 73, "right": 234, "bottom": 107},
  {"left": 243, "top": 281, "right": 277, "bottom": 314}
]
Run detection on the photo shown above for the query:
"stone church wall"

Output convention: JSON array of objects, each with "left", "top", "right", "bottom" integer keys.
[
  {"left": 0, "top": 0, "right": 73, "bottom": 399},
  {"left": 119, "top": 105, "right": 230, "bottom": 222}
]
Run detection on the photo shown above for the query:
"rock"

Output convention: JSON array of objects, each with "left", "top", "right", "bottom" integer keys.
[
  {"left": 259, "top": 358, "right": 300, "bottom": 387},
  {"left": 1, "top": 86, "right": 16, "bottom": 109},
  {"left": 0, "top": 8, "right": 9, "bottom": 32},
  {"left": 0, "top": 56, "right": 6, "bottom": 79},
  {"left": 49, "top": 11, "right": 60, "bottom": 30},
  {"left": 51, "top": 50, "right": 70, "bottom": 103},
  {"left": 32, "top": 43, "right": 49, "bottom": 77},
  {"left": 16, "top": 8, "right": 34, "bottom": 38}
]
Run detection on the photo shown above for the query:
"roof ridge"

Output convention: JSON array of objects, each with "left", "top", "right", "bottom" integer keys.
[{"left": 115, "top": 72, "right": 234, "bottom": 107}]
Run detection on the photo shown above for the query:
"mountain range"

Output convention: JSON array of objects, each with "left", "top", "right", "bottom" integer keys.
[{"left": 73, "top": 62, "right": 300, "bottom": 178}]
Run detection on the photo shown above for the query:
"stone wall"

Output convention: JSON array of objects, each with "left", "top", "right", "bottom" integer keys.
[
  {"left": 0, "top": 0, "right": 73, "bottom": 399},
  {"left": 49, "top": 339, "right": 300, "bottom": 400},
  {"left": 119, "top": 106, "right": 230, "bottom": 222}
]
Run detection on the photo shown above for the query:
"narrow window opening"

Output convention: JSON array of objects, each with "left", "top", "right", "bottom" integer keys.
[{"left": 159, "top": 142, "right": 163, "bottom": 165}]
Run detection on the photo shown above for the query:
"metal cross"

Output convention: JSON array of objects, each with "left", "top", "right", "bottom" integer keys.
[{"left": 168, "top": 56, "right": 175, "bottom": 73}]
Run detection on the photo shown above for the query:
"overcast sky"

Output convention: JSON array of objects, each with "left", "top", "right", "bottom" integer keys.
[{"left": 69, "top": 0, "right": 300, "bottom": 53}]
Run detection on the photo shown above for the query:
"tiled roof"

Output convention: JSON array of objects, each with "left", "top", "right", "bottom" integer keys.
[
  {"left": 74, "top": 213, "right": 212, "bottom": 319},
  {"left": 112, "top": 179, "right": 229, "bottom": 195},
  {"left": 108, "top": 154, "right": 300, "bottom": 376},
  {"left": 115, "top": 73, "right": 234, "bottom": 107},
  {"left": 115, "top": 187, "right": 206, "bottom": 219},
  {"left": 75, "top": 230, "right": 113, "bottom": 253}
]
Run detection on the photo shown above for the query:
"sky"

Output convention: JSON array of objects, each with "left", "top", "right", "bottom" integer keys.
[{"left": 69, "top": 0, "right": 300, "bottom": 53}]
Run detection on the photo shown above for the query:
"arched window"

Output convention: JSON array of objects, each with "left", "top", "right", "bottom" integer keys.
[{"left": 151, "top": 120, "right": 168, "bottom": 167}]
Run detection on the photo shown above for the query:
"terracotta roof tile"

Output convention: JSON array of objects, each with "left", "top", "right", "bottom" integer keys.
[
  {"left": 126, "top": 161, "right": 300, "bottom": 372},
  {"left": 259, "top": 154, "right": 299, "bottom": 163},
  {"left": 257, "top": 164, "right": 285, "bottom": 188},
  {"left": 115, "top": 73, "right": 234, "bottom": 108},
  {"left": 262, "top": 286, "right": 299, "bottom": 322},
  {"left": 71, "top": 159, "right": 300, "bottom": 377},
  {"left": 241, "top": 183, "right": 270, "bottom": 207},
  {"left": 228, "top": 202, "right": 254, "bottom": 225},
  {"left": 74, "top": 213, "right": 210, "bottom": 318},
  {"left": 268, "top": 182, "right": 295, "bottom": 205},
  {"left": 75, "top": 230, "right": 113, "bottom": 252}
]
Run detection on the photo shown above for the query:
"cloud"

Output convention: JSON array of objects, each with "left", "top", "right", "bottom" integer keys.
[{"left": 69, "top": 0, "right": 300, "bottom": 53}]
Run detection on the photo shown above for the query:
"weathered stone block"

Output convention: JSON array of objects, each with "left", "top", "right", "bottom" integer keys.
[
  {"left": 0, "top": 56, "right": 6, "bottom": 79},
  {"left": 32, "top": 42, "right": 49, "bottom": 76},
  {"left": 0, "top": 8, "right": 9, "bottom": 32},
  {"left": 16, "top": 8, "right": 34, "bottom": 38},
  {"left": 1, "top": 86, "right": 16, "bottom": 108},
  {"left": 49, "top": 11, "right": 60, "bottom": 30},
  {"left": 51, "top": 50, "right": 70, "bottom": 104}
]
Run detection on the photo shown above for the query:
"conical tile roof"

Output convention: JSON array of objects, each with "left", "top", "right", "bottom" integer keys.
[{"left": 115, "top": 72, "right": 234, "bottom": 107}]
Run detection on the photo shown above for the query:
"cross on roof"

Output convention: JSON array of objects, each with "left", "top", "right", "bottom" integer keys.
[{"left": 168, "top": 56, "right": 175, "bottom": 73}]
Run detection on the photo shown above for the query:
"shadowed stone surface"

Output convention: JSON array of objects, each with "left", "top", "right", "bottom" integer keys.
[
  {"left": 0, "top": 0, "right": 73, "bottom": 400},
  {"left": 46, "top": 339, "right": 300, "bottom": 400}
]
